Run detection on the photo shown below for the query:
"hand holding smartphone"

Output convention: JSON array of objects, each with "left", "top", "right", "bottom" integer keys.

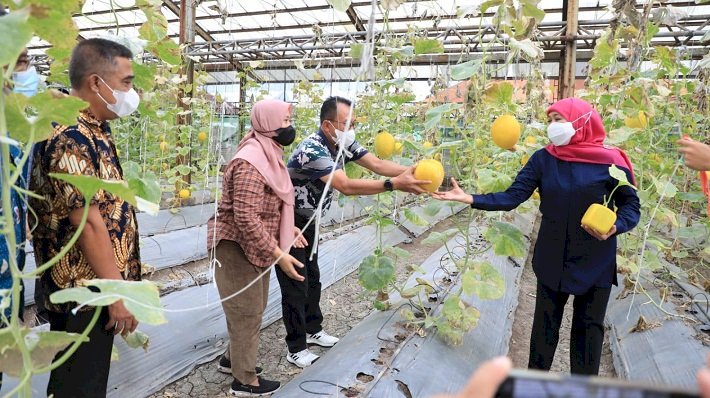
[{"left": 495, "top": 369, "right": 699, "bottom": 398}]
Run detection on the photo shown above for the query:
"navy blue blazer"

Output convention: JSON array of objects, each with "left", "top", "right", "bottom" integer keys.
[{"left": 472, "top": 149, "right": 641, "bottom": 295}]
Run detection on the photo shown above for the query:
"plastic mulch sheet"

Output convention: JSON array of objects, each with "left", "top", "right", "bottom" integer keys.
[
  {"left": 275, "top": 211, "right": 536, "bottom": 398},
  {"left": 606, "top": 266, "right": 709, "bottom": 390},
  {"left": 3, "top": 220, "right": 410, "bottom": 398}
]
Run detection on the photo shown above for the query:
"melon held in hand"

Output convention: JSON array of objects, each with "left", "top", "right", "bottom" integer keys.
[
  {"left": 414, "top": 159, "right": 445, "bottom": 193},
  {"left": 581, "top": 204, "right": 617, "bottom": 234},
  {"left": 580, "top": 165, "right": 636, "bottom": 235}
]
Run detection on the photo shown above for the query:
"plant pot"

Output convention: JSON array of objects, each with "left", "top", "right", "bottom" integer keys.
[{"left": 581, "top": 203, "right": 617, "bottom": 234}]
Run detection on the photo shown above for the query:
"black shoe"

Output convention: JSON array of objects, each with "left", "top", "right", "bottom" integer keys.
[
  {"left": 218, "top": 355, "right": 263, "bottom": 376},
  {"left": 229, "top": 377, "right": 281, "bottom": 397}
]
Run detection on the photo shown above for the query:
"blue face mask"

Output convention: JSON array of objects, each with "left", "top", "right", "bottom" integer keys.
[{"left": 13, "top": 66, "right": 40, "bottom": 97}]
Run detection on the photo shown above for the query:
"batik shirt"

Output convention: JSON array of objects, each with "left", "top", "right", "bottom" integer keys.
[
  {"left": 29, "top": 110, "right": 141, "bottom": 313},
  {"left": 0, "top": 145, "right": 30, "bottom": 321},
  {"left": 287, "top": 130, "right": 368, "bottom": 217}
]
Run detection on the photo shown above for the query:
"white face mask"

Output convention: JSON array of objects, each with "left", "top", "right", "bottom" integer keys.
[
  {"left": 547, "top": 111, "right": 592, "bottom": 146},
  {"left": 97, "top": 76, "right": 140, "bottom": 117},
  {"left": 335, "top": 128, "right": 356, "bottom": 148}
]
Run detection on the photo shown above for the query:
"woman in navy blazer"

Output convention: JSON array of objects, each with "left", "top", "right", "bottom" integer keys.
[{"left": 434, "top": 98, "right": 640, "bottom": 375}]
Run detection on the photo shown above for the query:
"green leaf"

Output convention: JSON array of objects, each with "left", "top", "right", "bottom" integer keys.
[
  {"left": 327, "top": 0, "right": 351, "bottom": 12},
  {"left": 425, "top": 103, "right": 462, "bottom": 130},
  {"left": 652, "top": 177, "right": 678, "bottom": 198},
  {"left": 450, "top": 59, "right": 484, "bottom": 80},
  {"left": 350, "top": 43, "right": 364, "bottom": 59},
  {"left": 609, "top": 165, "right": 633, "bottom": 187},
  {"left": 50, "top": 279, "right": 166, "bottom": 325},
  {"left": 358, "top": 255, "right": 396, "bottom": 291},
  {"left": 49, "top": 173, "right": 136, "bottom": 205},
  {"left": 422, "top": 231, "right": 447, "bottom": 246},
  {"left": 344, "top": 161, "right": 363, "bottom": 179},
  {"left": 424, "top": 200, "right": 444, "bottom": 217},
  {"left": 441, "top": 296, "right": 463, "bottom": 319},
  {"left": 590, "top": 32, "right": 619, "bottom": 70},
  {"left": 384, "top": 246, "right": 412, "bottom": 259},
  {"left": 521, "top": 2, "right": 545, "bottom": 23},
  {"left": 483, "top": 82, "right": 515, "bottom": 106},
  {"left": 477, "top": 169, "right": 512, "bottom": 194},
  {"left": 413, "top": 38, "right": 444, "bottom": 55},
  {"left": 122, "top": 330, "right": 150, "bottom": 352},
  {"left": 26, "top": 0, "right": 81, "bottom": 59},
  {"left": 461, "top": 262, "right": 505, "bottom": 300},
  {"left": 175, "top": 165, "right": 192, "bottom": 176},
  {"left": 7, "top": 91, "right": 88, "bottom": 143},
  {"left": 605, "top": 127, "right": 637, "bottom": 145},
  {"left": 132, "top": 62, "right": 156, "bottom": 91},
  {"left": 484, "top": 222, "right": 527, "bottom": 258},
  {"left": 509, "top": 38, "right": 544, "bottom": 60},
  {"left": 0, "top": 8, "right": 32, "bottom": 66},
  {"left": 480, "top": 0, "right": 504, "bottom": 13},
  {"left": 400, "top": 287, "right": 421, "bottom": 299},
  {"left": 404, "top": 208, "right": 429, "bottom": 227},
  {"left": 677, "top": 192, "right": 706, "bottom": 202},
  {"left": 0, "top": 328, "right": 89, "bottom": 377}
]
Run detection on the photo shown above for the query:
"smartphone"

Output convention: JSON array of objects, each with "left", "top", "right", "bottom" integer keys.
[{"left": 495, "top": 369, "right": 699, "bottom": 398}]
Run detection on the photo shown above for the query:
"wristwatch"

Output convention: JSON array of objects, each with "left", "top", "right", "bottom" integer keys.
[{"left": 383, "top": 179, "right": 394, "bottom": 192}]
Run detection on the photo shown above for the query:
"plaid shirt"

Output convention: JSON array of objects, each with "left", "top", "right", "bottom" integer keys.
[{"left": 207, "top": 159, "right": 281, "bottom": 266}]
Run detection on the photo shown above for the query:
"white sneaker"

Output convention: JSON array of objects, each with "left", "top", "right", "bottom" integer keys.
[
  {"left": 286, "top": 349, "right": 320, "bottom": 368},
  {"left": 307, "top": 330, "right": 339, "bottom": 347}
]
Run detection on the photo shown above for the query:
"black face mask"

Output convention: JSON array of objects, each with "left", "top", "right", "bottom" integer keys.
[{"left": 273, "top": 125, "right": 296, "bottom": 146}]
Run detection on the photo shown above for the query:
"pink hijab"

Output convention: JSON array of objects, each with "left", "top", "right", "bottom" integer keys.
[
  {"left": 545, "top": 98, "right": 637, "bottom": 185},
  {"left": 233, "top": 99, "right": 295, "bottom": 252}
]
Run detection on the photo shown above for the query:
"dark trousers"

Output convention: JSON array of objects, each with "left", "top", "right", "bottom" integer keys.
[
  {"left": 528, "top": 281, "right": 611, "bottom": 375},
  {"left": 47, "top": 307, "right": 114, "bottom": 398},
  {"left": 276, "top": 214, "right": 324, "bottom": 353}
]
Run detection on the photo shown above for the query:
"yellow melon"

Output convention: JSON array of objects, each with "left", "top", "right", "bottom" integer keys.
[
  {"left": 624, "top": 111, "right": 648, "bottom": 129},
  {"left": 394, "top": 141, "right": 404, "bottom": 155},
  {"left": 524, "top": 136, "right": 537, "bottom": 146},
  {"left": 374, "top": 132, "right": 396, "bottom": 159},
  {"left": 198, "top": 131, "right": 208, "bottom": 142},
  {"left": 491, "top": 115, "right": 521, "bottom": 150},
  {"left": 581, "top": 203, "right": 617, "bottom": 234},
  {"left": 179, "top": 189, "right": 190, "bottom": 199},
  {"left": 422, "top": 141, "right": 433, "bottom": 149},
  {"left": 414, "top": 159, "right": 446, "bottom": 193},
  {"left": 160, "top": 141, "right": 168, "bottom": 152}
]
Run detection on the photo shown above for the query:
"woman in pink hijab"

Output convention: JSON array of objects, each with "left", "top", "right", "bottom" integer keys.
[
  {"left": 207, "top": 99, "right": 306, "bottom": 396},
  {"left": 434, "top": 98, "right": 640, "bottom": 376}
]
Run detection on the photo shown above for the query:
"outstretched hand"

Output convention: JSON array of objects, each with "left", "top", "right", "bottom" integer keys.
[{"left": 430, "top": 178, "right": 473, "bottom": 205}]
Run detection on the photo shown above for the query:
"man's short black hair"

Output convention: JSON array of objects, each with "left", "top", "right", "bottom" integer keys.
[
  {"left": 320, "top": 96, "right": 352, "bottom": 123},
  {"left": 69, "top": 38, "right": 133, "bottom": 89}
]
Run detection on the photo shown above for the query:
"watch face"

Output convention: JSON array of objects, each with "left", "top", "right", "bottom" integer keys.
[{"left": 384, "top": 180, "right": 393, "bottom": 191}]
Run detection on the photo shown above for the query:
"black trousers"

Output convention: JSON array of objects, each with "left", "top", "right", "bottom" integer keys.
[
  {"left": 276, "top": 214, "right": 324, "bottom": 353},
  {"left": 528, "top": 281, "right": 611, "bottom": 375},
  {"left": 47, "top": 307, "right": 114, "bottom": 398}
]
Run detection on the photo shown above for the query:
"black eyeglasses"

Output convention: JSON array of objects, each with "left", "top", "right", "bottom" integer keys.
[{"left": 327, "top": 119, "right": 357, "bottom": 130}]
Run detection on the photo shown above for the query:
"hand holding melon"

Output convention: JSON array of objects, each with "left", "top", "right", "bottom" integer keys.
[
  {"left": 413, "top": 159, "right": 445, "bottom": 193},
  {"left": 580, "top": 165, "right": 636, "bottom": 239}
]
